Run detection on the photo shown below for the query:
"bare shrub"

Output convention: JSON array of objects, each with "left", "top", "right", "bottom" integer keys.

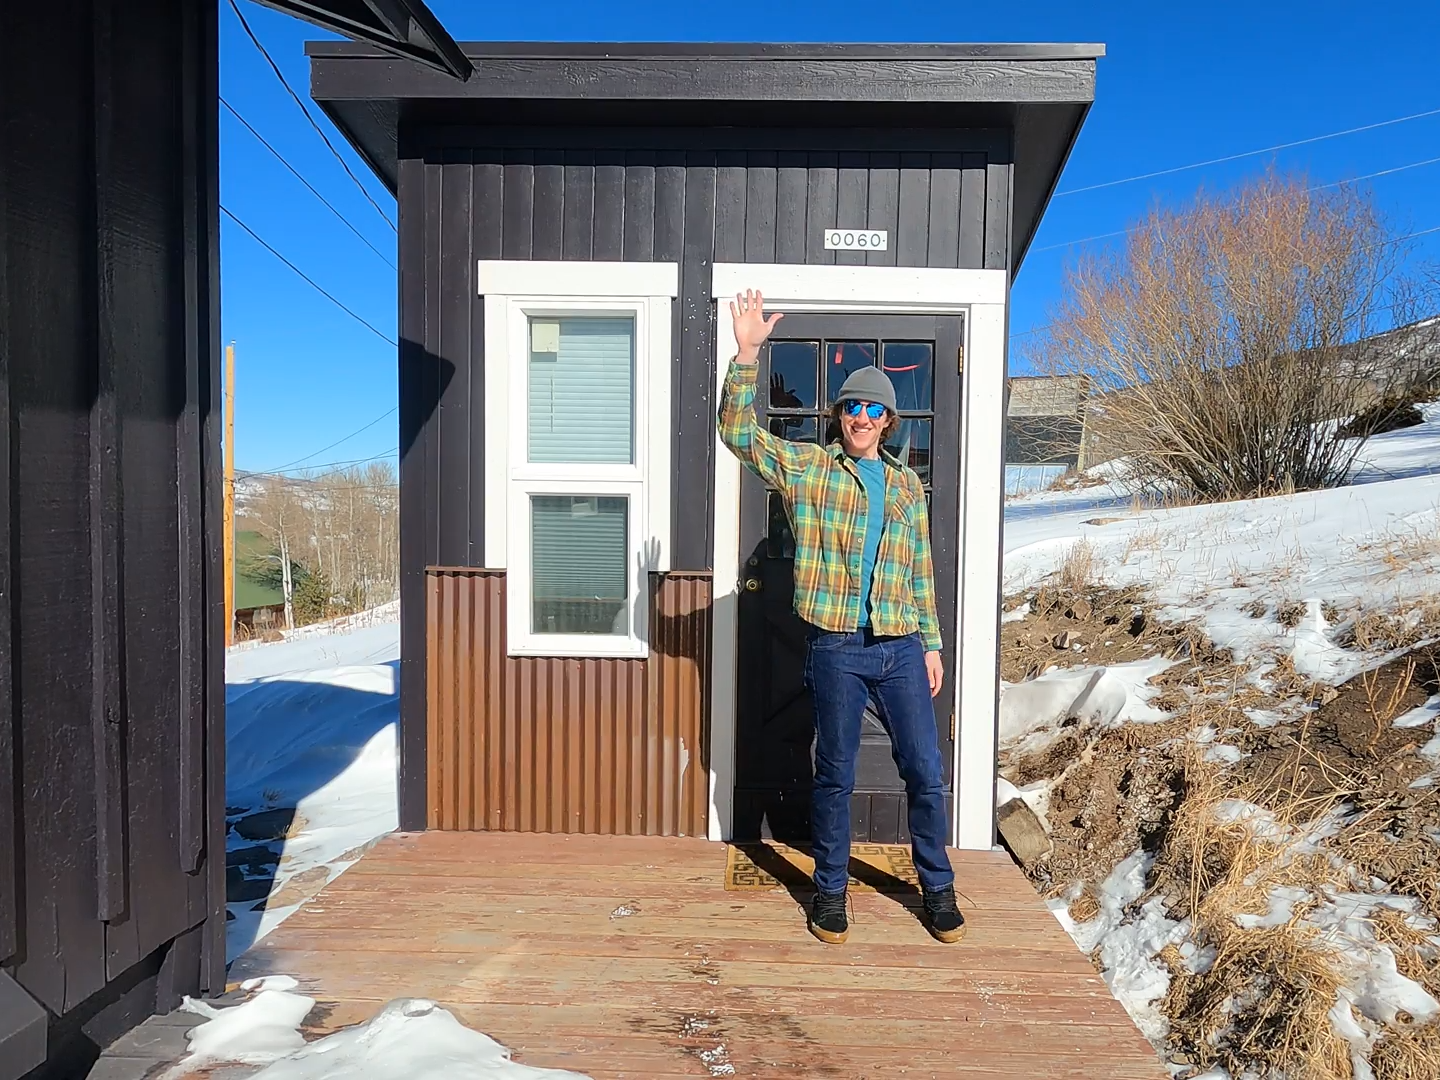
[{"left": 1031, "top": 169, "right": 1438, "bottom": 501}]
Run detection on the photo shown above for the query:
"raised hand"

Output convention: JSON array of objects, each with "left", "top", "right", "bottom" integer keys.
[
  {"left": 770, "top": 372, "right": 802, "bottom": 410},
  {"left": 730, "top": 290, "right": 783, "bottom": 364}
]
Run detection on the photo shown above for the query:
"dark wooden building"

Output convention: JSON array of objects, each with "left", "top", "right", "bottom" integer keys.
[
  {"left": 0, "top": 3, "right": 468, "bottom": 1078},
  {"left": 309, "top": 41, "right": 1101, "bottom": 853}
]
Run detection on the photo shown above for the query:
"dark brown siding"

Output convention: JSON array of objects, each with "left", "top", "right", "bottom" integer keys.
[
  {"left": 426, "top": 569, "right": 710, "bottom": 837},
  {"left": 396, "top": 136, "right": 1011, "bottom": 827},
  {"left": 0, "top": 0, "right": 224, "bottom": 1074}
]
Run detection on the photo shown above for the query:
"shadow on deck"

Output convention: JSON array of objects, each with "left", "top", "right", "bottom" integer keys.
[{"left": 217, "top": 831, "right": 1167, "bottom": 1079}]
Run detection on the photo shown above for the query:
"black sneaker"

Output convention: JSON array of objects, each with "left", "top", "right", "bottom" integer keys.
[
  {"left": 922, "top": 885, "right": 967, "bottom": 943},
  {"left": 808, "top": 889, "right": 849, "bottom": 944}
]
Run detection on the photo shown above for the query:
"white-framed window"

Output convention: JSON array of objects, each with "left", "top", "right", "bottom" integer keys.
[{"left": 480, "top": 261, "right": 676, "bottom": 659}]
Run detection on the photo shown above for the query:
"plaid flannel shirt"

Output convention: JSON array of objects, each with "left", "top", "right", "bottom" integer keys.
[{"left": 717, "top": 361, "right": 942, "bottom": 651}]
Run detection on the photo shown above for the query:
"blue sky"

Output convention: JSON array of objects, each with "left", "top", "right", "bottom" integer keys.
[{"left": 219, "top": 0, "right": 1440, "bottom": 474}]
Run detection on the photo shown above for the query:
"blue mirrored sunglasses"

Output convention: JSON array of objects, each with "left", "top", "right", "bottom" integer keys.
[{"left": 841, "top": 400, "right": 887, "bottom": 420}]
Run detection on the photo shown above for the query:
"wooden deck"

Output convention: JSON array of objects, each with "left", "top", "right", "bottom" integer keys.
[{"left": 226, "top": 832, "right": 1167, "bottom": 1079}]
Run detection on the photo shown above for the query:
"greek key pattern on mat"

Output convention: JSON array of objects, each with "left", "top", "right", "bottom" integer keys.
[{"left": 724, "top": 843, "right": 920, "bottom": 891}]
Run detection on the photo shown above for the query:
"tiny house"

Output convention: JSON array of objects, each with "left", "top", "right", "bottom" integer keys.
[{"left": 308, "top": 41, "right": 1100, "bottom": 851}]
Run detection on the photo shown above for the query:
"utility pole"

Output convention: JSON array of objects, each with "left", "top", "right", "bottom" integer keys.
[{"left": 223, "top": 341, "right": 236, "bottom": 646}]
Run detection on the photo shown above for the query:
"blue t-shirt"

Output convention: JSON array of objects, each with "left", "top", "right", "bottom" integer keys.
[{"left": 854, "top": 457, "right": 886, "bottom": 627}]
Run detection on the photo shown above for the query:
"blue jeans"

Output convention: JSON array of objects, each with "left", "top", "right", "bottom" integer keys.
[{"left": 804, "top": 627, "right": 955, "bottom": 895}]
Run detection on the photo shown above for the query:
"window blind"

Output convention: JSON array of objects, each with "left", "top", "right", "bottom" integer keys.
[
  {"left": 528, "top": 317, "right": 635, "bottom": 465},
  {"left": 530, "top": 494, "right": 629, "bottom": 635}
]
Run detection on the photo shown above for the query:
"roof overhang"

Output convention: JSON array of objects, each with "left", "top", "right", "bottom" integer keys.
[
  {"left": 257, "top": 0, "right": 472, "bottom": 80},
  {"left": 306, "top": 42, "right": 1103, "bottom": 274}
]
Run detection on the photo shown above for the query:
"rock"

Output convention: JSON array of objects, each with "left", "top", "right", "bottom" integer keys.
[
  {"left": 997, "top": 798, "right": 1052, "bottom": 865},
  {"left": 1070, "top": 599, "right": 1093, "bottom": 621},
  {"left": 1053, "top": 630, "right": 1072, "bottom": 650},
  {"left": 233, "top": 808, "right": 296, "bottom": 842}
]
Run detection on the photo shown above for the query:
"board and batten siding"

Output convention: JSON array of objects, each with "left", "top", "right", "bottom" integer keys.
[
  {"left": 2, "top": 0, "right": 225, "bottom": 1073},
  {"left": 398, "top": 134, "right": 1014, "bottom": 831}
]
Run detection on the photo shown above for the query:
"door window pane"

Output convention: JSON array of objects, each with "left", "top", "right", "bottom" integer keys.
[
  {"left": 824, "top": 341, "right": 878, "bottom": 405},
  {"left": 768, "top": 341, "right": 819, "bottom": 410},
  {"left": 528, "top": 317, "right": 634, "bottom": 464},
  {"left": 883, "top": 342, "right": 934, "bottom": 411},
  {"left": 885, "top": 418, "right": 933, "bottom": 486},
  {"left": 531, "top": 495, "right": 629, "bottom": 635},
  {"left": 769, "top": 416, "right": 819, "bottom": 444}
]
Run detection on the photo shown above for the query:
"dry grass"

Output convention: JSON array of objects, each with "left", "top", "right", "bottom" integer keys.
[
  {"left": 1263, "top": 652, "right": 1324, "bottom": 700},
  {"left": 1038, "top": 732, "right": 1440, "bottom": 1079},
  {"left": 1338, "top": 602, "right": 1440, "bottom": 652},
  {"left": 1068, "top": 884, "right": 1101, "bottom": 924},
  {"left": 1368, "top": 907, "right": 1440, "bottom": 998},
  {"left": 1276, "top": 600, "right": 1307, "bottom": 628},
  {"left": 998, "top": 582, "right": 1440, "bottom": 1078},
  {"left": 1361, "top": 656, "right": 1419, "bottom": 752},
  {"left": 1362, "top": 523, "right": 1440, "bottom": 576},
  {"left": 1164, "top": 921, "right": 1354, "bottom": 1079},
  {"left": 1152, "top": 758, "right": 1364, "bottom": 1077},
  {"left": 1122, "top": 524, "right": 1168, "bottom": 564},
  {"left": 1056, "top": 539, "right": 1099, "bottom": 594},
  {"left": 1333, "top": 805, "right": 1440, "bottom": 921},
  {"left": 1369, "top": 1023, "right": 1440, "bottom": 1080}
]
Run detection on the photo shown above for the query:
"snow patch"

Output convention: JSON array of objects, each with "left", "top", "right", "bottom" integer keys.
[
  {"left": 1051, "top": 851, "right": 1190, "bottom": 1044},
  {"left": 999, "top": 656, "right": 1173, "bottom": 755},
  {"left": 169, "top": 992, "right": 591, "bottom": 1079}
]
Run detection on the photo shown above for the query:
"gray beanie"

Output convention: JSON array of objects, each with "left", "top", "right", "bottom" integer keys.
[{"left": 834, "top": 366, "right": 897, "bottom": 413}]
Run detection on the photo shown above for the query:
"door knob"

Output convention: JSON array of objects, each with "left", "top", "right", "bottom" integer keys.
[{"left": 744, "top": 578, "right": 762, "bottom": 592}]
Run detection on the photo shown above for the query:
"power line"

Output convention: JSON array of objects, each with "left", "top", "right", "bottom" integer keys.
[
  {"left": 1055, "top": 105, "right": 1440, "bottom": 197},
  {"left": 1034, "top": 155, "right": 1440, "bottom": 255},
  {"left": 258, "top": 407, "right": 399, "bottom": 475},
  {"left": 221, "top": 96, "right": 396, "bottom": 271},
  {"left": 226, "top": 0, "right": 396, "bottom": 232},
  {"left": 221, "top": 204, "right": 397, "bottom": 347},
  {"left": 237, "top": 447, "right": 399, "bottom": 480}
]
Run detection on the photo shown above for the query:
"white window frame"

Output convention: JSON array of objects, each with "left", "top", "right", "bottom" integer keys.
[
  {"left": 708, "top": 263, "right": 1009, "bottom": 851},
  {"left": 480, "top": 260, "right": 677, "bottom": 659}
]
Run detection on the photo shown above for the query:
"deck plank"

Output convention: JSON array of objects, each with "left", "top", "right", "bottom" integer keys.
[{"left": 226, "top": 833, "right": 1166, "bottom": 1079}]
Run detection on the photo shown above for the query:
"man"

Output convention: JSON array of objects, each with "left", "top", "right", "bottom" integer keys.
[{"left": 718, "top": 289, "right": 966, "bottom": 946}]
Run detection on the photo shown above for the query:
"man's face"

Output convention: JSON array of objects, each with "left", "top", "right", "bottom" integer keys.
[{"left": 839, "top": 399, "right": 888, "bottom": 458}]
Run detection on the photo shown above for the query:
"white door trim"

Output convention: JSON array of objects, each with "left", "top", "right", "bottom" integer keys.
[{"left": 708, "top": 263, "right": 1008, "bottom": 850}]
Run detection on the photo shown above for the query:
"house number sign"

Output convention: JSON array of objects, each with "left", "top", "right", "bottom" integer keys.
[{"left": 823, "top": 229, "right": 888, "bottom": 251}]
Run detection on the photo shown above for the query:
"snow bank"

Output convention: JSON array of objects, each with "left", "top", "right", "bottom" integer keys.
[
  {"left": 998, "top": 656, "right": 1174, "bottom": 755},
  {"left": 1003, "top": 403, "right": 1440, "bottom": 683},
  {"left": 169, "top": 992, "right": 591, "bottom": 1079},
  {"left": 1005, "top": 471, "right": 1440, "bottom": 682},
  {"left": 226, "top": 622, "right": 401, "bottom": 962}
]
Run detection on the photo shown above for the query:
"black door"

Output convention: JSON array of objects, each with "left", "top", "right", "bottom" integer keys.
[{"left": 731, "top": 314, "right": 963, "bottom": 844}]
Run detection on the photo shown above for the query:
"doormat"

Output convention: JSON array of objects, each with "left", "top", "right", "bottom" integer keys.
[{"left": 724, "top": 842, "right": 920, "bottom": 893}]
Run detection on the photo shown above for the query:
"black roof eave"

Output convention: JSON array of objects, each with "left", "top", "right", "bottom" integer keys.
[
  {"left": 305, "top": 40, "right": 1106, "bottom": 61},
  {"left": 309, "top": 42, "right": 1102, "bottom": 276}
]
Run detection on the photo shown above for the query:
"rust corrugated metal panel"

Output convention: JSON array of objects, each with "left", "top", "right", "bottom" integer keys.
[{"left": 425, "top": 568, "right": 711, "bottom": 836}]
